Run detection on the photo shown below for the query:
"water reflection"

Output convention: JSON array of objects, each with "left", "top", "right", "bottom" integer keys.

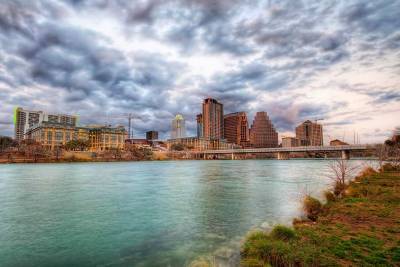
[{"left": 0, "top": 160, "right": 362, "bottom": 267}]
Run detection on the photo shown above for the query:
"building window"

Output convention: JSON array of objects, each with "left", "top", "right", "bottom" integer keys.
[
  {"left": 55, "top": 131, "right": 63, "bottom": 141},
  {"left": 47, "top": 131, "right": 52, "bottom": 141},
  {"left": 111, "top": 134, "right": 117, "bottom": 143},
  {"left": 65, "top": 132, "right": 71, "bottom": 142}
]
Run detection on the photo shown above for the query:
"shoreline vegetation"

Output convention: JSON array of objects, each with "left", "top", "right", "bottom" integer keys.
[
  {"left": 241, "top": 163, "right": 400, "bottom": 267},
  {"left": 0, "top": 155, "right": 380, "bottom": 164}
]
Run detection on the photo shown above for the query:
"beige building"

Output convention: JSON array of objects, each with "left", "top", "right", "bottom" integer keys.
[
  {"left": 249, "top": 112, "right": 278, "bottom": 148},
  {"left": 171, "top": 114, "right": 186, "bottom": 139},
  {"left": 25, "top": 122, "right": 126, "bottom": 151},
  {"left": 14, "top": 107, "right": 77, "bottom": 142},
  {"left": 88, "top": 125, "right": 126, "bottom": 151},
  {"left": 282, "top": 137, "right": 300, "bottom": 147},
  {"left": 295, "top": 120, "right": 323, "bottom": 146}
]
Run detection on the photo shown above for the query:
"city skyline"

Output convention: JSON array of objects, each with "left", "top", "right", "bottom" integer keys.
[{"left": 0, "top": 1, "right": 399, "bottom": 143}]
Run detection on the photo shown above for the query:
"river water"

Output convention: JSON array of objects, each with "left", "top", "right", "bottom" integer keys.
[{"left": 0, "top": 160, "right": 363, "bottom": 266}]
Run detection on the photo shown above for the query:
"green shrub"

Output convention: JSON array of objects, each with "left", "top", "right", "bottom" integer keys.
[
  {"left": 246, "top": 231, "right": 267, "bottom": 242},
  {"left": 303, "top": 195, "right": 323, "bottom": 221},
  {"left": 270, "top": 225, "right": 297, "bottom": 241},
  {"left": 240, "top": 258, "right": 268, "bottom": 267}
]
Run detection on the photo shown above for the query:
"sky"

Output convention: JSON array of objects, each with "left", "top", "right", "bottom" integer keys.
[{"left": 0, "top": 0, "right": 399, "bottom": 143}]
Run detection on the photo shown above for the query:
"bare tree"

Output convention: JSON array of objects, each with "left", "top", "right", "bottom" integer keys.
[
  {"left": 375, "top": 144, "right": 388, "bottom": 171},
  {"left": 328, "top": 157, "right": 359, "bottom": 198}
]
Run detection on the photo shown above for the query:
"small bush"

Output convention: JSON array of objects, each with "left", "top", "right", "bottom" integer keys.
[
  {"left": 380, "top": 163, "right": 400, "bottom": 172},
  {"left": 333, "top": 181, "right": 347, "bottom": 197},
  {"left": 246, "top": 231, "right": 267, "bottom": 242},
  {"left": 358, "top": 166, "right": 377, "bottom": 177},
  {"left": 270, "top": 225, "right": 297, "bottom": 241},
  {"left": 241, "top": 258, "right": 268, "bottom": 267},
  {"left": 303, "top": 195, "right": 323, "bottom": 221},
  {"left": 324, "top": 190, "right": 336, "bottom": 202},
  {"left": 189, "top": 259, "right": 211, "bottom": 267},
  {"left": 292, "top": 218, "right": 304, "bottom": 225}
]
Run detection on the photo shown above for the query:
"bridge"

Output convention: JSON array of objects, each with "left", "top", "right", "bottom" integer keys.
[{"left": 191, "top": 145, "right": 369, "bottom": 160}]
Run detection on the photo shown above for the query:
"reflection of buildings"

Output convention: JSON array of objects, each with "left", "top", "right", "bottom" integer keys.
[
  {"left": 146, "top": 131, "right": 158, "bottom": 140},
  {"left": 295, "top": 120, "right": 323, "bottom": 146},
  {"left": 282, "top": 137, "right": 300, "bottom": 147},
  {"left": 224, "top": 112, "right": 249, "bottom": 147},
  {"left": 249, "top": 112, "right": 278, "bottom": 148},
  {"left": 171, "top": 114, "right": 186, "bottom": 139},
  {"left": 14, "top": 107, "right": 77, "bottom": 142},
  {"left": 25, "top": 122, "right": 126, "bottom": 151},
  {"left": 202, "top": 98, "right": 224, "bottom": 140},
  {"left": 167, "top": 137, "right": 236, "bottom": 151}
]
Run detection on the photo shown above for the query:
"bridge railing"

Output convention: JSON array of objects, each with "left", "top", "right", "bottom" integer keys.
[{"left": 190, "top": 145, "right": 369, "bottom": 154}]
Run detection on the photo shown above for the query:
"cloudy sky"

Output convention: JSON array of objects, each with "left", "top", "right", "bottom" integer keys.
[{"left": 0, "top": 0, "right": 399, "bottom": 143}]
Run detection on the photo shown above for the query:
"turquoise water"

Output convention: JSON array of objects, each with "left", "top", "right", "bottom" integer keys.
[{"left": 0, "top": 160, "right": 355, "bottom": 266}]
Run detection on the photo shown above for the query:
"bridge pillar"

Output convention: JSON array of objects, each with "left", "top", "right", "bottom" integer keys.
[
  {"left": 341, "top": 150, "right": 350, "bottom": 160},
  {"left": 277, "top": 152, "right": 290, "bottom": 160}
]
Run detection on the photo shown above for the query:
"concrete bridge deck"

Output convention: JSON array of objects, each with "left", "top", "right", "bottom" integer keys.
[
  {"left": 193, "top": 145, "right": 368, "bottom": 154},
  {"left": 190, "top": 145, "right": 369, "bottom": 160}
]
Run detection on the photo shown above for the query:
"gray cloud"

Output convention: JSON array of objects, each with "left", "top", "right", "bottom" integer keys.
[{"left": 0, "top": 0, "right": 399, "bottom": 141}]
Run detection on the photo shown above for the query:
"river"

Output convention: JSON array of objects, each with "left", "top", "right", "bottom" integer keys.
[{"left": 0, "top": 159, "right": 364, "bottom": 266}]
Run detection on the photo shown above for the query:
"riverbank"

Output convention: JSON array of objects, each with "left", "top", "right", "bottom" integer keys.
[{"left": 241, "top": 166, "right": 400, "bottom": 266}]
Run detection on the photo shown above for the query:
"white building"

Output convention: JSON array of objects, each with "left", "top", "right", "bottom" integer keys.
[
  {"left": 171, "top": 114, "right": 186, "bottom": 139},
  {"left": 14, "top": 107, "right": 77, "bottom": 141}
]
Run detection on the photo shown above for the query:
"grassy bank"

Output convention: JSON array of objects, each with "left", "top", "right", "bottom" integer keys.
[{"left": 241, "top": 168, "right": 400, "bottom": 266}]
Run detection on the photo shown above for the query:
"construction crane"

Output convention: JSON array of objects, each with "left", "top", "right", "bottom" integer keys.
[
  {"left": 125, "top": 113, "right": 142, "bottom": 139},
  {"left": 111, "top": 113, "right": 142, "bottom": 139}
]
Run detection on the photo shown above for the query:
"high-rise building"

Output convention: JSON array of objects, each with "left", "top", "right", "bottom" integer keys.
[
  {"left": 14, "top": 107, "right": 77, "bottom": 142},
  {"left": 224, "top": 112, "right": 249, "bottom": 147},
  {"left": 171, "top": 114, "right": 186, "bottom": 139},
  {"left": 146, "top": 131, "right": 159, "bottom": 140},
  {"left": 295, "top": 120, "right": 323, "bottom": 146},
  {"left": 249, "top": 112, "right": 278, "bottom": 148},
  {"left": 202, "top": 98, "right": 223, "bottom": 140},
  {"left": 196, "top": 114, "right": 203, "bottom": 138}
]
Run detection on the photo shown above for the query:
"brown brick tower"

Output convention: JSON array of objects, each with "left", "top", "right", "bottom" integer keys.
[{"left": 249, "top": 112, "right": 278, "bottom": 148}]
